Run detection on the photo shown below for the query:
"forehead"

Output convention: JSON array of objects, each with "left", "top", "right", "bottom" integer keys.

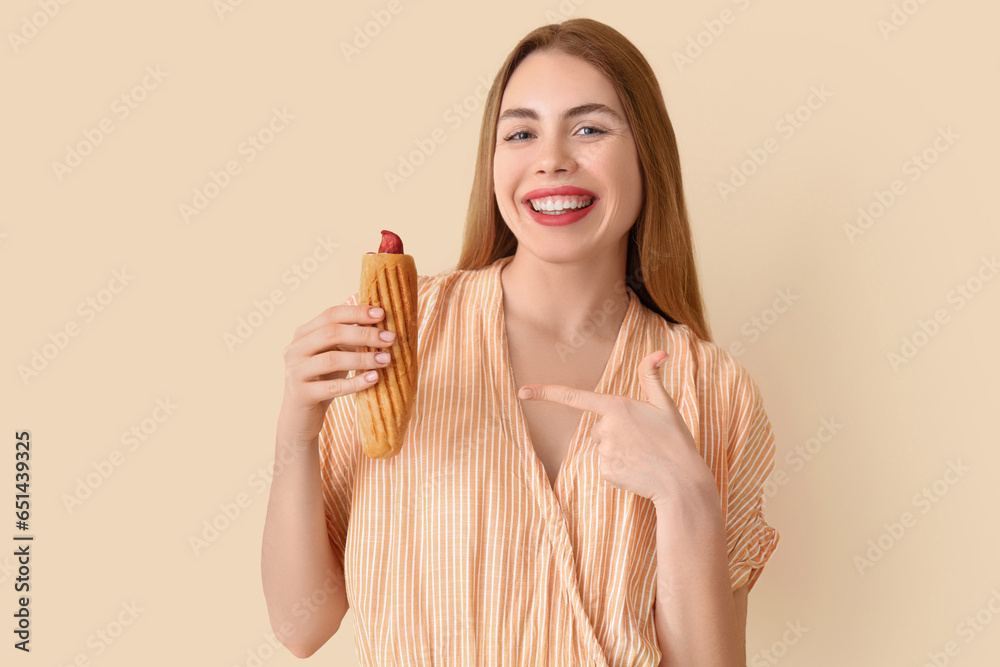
[{"left": 499, "top": 50, "right": 622, "bottom": 113}]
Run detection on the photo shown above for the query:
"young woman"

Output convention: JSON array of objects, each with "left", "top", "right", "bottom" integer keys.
[{"left": 262, "top": 18, "right": 779, "bottom": 667}]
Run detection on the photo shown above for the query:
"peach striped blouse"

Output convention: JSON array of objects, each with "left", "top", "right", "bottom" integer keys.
[{"left": 318, "top": 255, "right": 779, "bottom": 666}]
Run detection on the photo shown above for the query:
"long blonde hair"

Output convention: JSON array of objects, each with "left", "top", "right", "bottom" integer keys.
[{"left": 455, "top": 18, "right": 712, "bottom": 342}]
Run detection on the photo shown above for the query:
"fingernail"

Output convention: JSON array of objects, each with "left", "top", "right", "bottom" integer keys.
[
  {"left": 369, "top": 307, "right": 384, "bottom": 318},
  {"left": 365, "top": 371, "right": 378, "bottom": 382},
  {"left": 379, "top": 330, "right": 396, "bottom": 342},
  {"left": 518, "top": 387, "right": 534, "bottom": 400},
  {"left": 654, "top": 354, "right": 667, "bottom": 369},
  {"left": 375, "top": 352, "right": 390, "bottom": 364}
]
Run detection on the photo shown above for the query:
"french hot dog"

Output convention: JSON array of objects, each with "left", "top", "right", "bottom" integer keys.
[{"left": 355, "top": 230, "right": 418, "bottom": 459}]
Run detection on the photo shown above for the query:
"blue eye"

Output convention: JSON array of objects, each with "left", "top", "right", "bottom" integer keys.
[
  {"left": 504, "top": 131, "right": 533, "bottom": 142},
  {"left": 502, "top": 126, "right": 607, "bottom": 142}
]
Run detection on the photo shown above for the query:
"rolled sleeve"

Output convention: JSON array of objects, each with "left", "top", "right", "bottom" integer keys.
[{"left": 723, "top": 362, "right": 780, "bottom": 592}]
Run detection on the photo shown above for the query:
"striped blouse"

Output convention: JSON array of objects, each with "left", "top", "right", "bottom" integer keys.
[{"left": 318, "top": 255, "right": 779, "bottom": 666}]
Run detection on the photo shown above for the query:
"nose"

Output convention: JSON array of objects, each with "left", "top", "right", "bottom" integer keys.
[{"left": 533, "top": 133, "right": 577, "bottom": 175}]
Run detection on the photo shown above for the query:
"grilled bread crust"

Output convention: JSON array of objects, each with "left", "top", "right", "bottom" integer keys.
[{"left": 355, "top": 253, "right": 418, "bottom": 459}]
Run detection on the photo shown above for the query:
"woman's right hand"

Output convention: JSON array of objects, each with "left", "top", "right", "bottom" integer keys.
[{"left": 278, "top": 304, "right": 396, "bottom": 445}]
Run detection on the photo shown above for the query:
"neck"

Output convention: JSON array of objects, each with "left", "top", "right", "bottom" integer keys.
[{"left": 500, "top": 248, "right": 631, "bottom": 342}]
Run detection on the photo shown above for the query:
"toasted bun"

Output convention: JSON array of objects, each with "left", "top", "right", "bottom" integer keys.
[{"left": 355, "top": 253, "right": 418, "bottom": 459}]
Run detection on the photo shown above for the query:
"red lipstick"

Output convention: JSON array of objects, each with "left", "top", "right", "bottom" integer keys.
[{"left": 521, "top": 185, "right": 599, "bottom": 227}]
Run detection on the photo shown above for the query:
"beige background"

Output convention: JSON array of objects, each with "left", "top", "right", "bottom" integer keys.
[{"left": 3, "top": 0, "right": 998, "bottom": 664}]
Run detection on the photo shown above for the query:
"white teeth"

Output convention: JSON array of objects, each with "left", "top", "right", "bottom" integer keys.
[{"left": 529, "top": 196, "right": 594, "bottom": 212}]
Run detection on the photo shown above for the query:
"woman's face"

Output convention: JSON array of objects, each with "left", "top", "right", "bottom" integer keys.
[{"left": 493, "top": 49, "right": 643, "bottom": 266}]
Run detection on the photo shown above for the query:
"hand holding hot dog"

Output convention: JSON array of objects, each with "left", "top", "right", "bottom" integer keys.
[{"left": 278, "top": 303, "right": 395, "bottom": 447}]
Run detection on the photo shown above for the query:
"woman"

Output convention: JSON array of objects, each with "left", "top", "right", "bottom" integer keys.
[{"left": 262, "top": 18, "right": 779, "bottom": 666}]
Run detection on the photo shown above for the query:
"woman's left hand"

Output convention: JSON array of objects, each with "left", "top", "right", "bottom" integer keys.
[{"left": 517, "top": 351, "right": 715, "bottom": 505}]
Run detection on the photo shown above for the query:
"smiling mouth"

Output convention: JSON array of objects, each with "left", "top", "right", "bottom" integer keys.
[{"left": 527, "top": 195, "right": 596, "bottom": 215}]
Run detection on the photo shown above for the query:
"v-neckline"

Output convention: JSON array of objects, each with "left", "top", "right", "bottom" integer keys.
[{"left": 490, "top": 256, "right": 637, "bottom": 495}]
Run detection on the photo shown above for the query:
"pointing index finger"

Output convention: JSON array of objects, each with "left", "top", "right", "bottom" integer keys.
[{"left": 517, "top": 384, "right": 614, "bottom": 415}]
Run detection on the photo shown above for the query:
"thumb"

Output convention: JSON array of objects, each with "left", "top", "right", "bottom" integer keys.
[{"left": 639, "top": 351, "right": 674, "bottom": 412}]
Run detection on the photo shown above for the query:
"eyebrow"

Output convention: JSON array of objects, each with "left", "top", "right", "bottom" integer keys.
[{"left": 497, "top": 102, "right": 625, "bottom": 125}]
